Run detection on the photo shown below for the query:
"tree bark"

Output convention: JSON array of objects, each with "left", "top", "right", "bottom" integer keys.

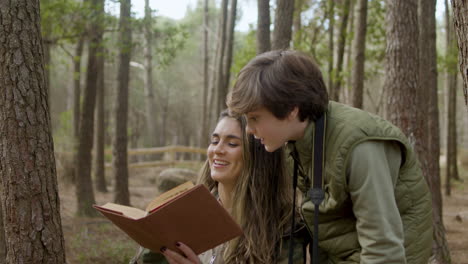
[
  {"left": 272, "top": 0, "right": 295, "bottom": 50},
  {"left": 214, "top": 0, "right": 228, "bottom": 115},
  {"left": 73, "top": 37, "right": 85, "bottom": 140},
  {"left": 420, "top": 0, "right": 451, "bottom": 262},
  {"left": 446, "top": 0, "right": 460, "bottom": 197},
  {"left": 257, "top": 0, "right": 271, "bottom": 54},
  {"left": 384, "top": 0, "right": 419, "bottom": 145},
  {"left": 94, "top": 47, "right": 107, "bottom": 193},
  {"left": 330, "top": 0, "right": 351, "bottom": 102},
  {"left": 200, "top": 0, "right": 210, "bottom": 148},
  {"left": 144, "top": 0, "right": 159, "bottom": 148},
  {"left": 0, "top": 1, "right": 66, "bottom": 262},
  {"left": 0, "top": 201, "right": 4, "bottom": 262},
  {"left": 292, "top": 0, "right": 304, "bottom": 47},
  {"left": 219, "top": 0, "right": 237, "bottom": 111},
  {"left": 451, "top": 0, "right": 468, "bottom": 109},
  {"left": 327, "top": 0, "right": 335, "bottom": 95},
  {"left": 351, "top": 0, "right": 368, "bottom": 109},
  {"left": 113, "top": 0, "right": 132, "bottom": 205},
  {"left": 75, "top": 0, "right": 105, "bottom": 217}
]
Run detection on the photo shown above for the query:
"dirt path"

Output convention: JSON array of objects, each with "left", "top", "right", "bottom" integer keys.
[{"left": 60, "top": 167, "right": 468, "bottom": 263}]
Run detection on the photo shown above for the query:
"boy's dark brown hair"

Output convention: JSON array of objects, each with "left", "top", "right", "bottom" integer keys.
[{"left": 227, "top": 50, "right": 329, "bottom": 122}]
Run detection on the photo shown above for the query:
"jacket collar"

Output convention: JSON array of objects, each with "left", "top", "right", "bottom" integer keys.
[{"left": 286, "top": 120, "right": 315, "bottom": 164}]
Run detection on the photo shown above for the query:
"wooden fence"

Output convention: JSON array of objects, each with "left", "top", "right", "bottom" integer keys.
[
  {"left": 56, "top": 145, "right": 206, "bottom": 170},
  {"left": 104, "top": 145, "right": 206, "bottom": 169}
]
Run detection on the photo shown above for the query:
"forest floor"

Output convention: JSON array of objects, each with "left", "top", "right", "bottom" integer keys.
[{"left": 59, "top": 163, "right": 468, "bottom": 264}]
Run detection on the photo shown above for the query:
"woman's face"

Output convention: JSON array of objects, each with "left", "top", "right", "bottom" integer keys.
[{"left": 207, "top": 117, "right": 243, "bottom": 187}]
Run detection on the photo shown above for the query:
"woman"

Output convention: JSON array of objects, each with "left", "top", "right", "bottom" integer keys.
[{"left": 141, "top": 110, "right": 308, "bottom": 264}]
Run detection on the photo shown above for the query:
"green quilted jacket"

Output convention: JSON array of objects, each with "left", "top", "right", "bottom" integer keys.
[{"left": 286, "top": 101, "right": 433, "bottom": 264}]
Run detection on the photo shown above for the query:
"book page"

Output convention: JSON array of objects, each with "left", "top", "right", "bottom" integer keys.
[
  {"left": 145, "top": 181, "right": 195, "bottom": 212},
  {"left": 100, "top": 203, "right": 147, "bottom": 219}
]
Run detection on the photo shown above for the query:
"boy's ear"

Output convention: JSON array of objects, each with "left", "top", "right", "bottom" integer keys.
[{"left": 287, "top": 107, "right": 299, "bottom": 121}]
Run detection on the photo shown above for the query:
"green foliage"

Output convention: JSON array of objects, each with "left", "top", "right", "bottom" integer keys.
[
  {"left": 364, "top": 0, "right": 386, "bottom": 77},
  {"left": 154, "top": 22, "right": 189, "bottom": 68},
  {"left": 231, "top": 27, "right": 257, "bottom": 77},
  {"left": 41, "top": 0, "right": 88, "bottom": 42},
  {"left": 53, "top": 109, "right": 74, "bottom": 151},
  {"left": 438, "top": 37, "right": 459, "bottom": 75}
]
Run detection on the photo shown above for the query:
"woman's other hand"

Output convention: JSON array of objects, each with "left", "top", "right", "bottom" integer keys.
[{"left": 160, "top": 242, "right": 201, "bottom": 264}]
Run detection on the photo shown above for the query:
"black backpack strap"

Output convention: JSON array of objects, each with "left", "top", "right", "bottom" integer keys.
[{"left": 307, "top": 113, "right": 326, "bottom": 263}]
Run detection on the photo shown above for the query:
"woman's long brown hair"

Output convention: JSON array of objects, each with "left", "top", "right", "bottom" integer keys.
[{"left": 197, "top": 110, "right": 293, "bottom": 263}]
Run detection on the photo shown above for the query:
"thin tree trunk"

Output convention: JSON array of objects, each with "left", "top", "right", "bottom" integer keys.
[
  {"left": 0, "top": 1, "right": 66, "bottom": 262},
  {"left": 95, "top": 47, "right": 107, "bottom": 193},
  {"left": 420, "top": 0, "right": 450, "bottom": 262},
  {"left": 384, "top": 0, "right": 419, "bottom": 145},
  {"left": 215, "top": 0, "right": 228, "bottom": 115},
  {"left": 74, "top": 37, "right": 84, "bottom": 139},
  {"left": 351, "top": 0, "right": 367, "bottom": 109},
  {"left": 75, "top": 0, "right": 105, "bottom": 217},
  {"left": 343, "top": 1, "right": 354, "bottom": 104},
  {"left": 451, "top": 0, "right": 468, "bottom": 109},
  {"left": 330, "top": 0, "right": 351, "bottom": 102},
  {"left": 327, "top": 0, "right": 335, "bottom": 95},
  {"left": 113, "top": 0, "right": 132, "bottom": 205},
  {"left": 144, "top": 0, "right": 158, "bottom": 148},
  {"left": 70, "top": 36, "right": 85, "bottom": 185},
  {"left": 446, "top": 0, "right": 460, "bottom": 196},
  {"left": 293, "top": 0, "right": 304, "bottom": 47},
  {"left": 257, "top": 0, "right": 271, "bottom": 54},
  {"left": 200, "top": 0, "right": 210, "bottom": 148},
  {"left": 219, "top": 0, "right": 237, "bottom": 110},
  {"left": 446, "top": 73, "right": 458, "bottom": 195},
  {"left": 272, "top": 0, "right": 295, "bottom": 50}
]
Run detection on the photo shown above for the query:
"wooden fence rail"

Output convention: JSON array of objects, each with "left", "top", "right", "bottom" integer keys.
[{"left": 56, "top": 145, "right": 206, "bottom": 169}]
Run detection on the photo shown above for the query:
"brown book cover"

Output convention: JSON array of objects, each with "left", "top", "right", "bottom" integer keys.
[{"left": 93, "top": 182, "right": 243, "bottom": 255}]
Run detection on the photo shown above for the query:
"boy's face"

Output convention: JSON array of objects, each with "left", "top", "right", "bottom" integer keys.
[{"left": 245, "top": 107, "right": 298, "bottom": 152}]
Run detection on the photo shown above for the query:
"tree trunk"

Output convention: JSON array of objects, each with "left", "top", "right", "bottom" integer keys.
[
  {"left": 343, "top": 1, "right": 355, "bottom": 104},
  {"left": 292, "top": 0, "right": 304, "bottom": 47},
  {"left": 351, "top": 0, "right": 368, "bottom": 109},
  {"left": 272, "top": 0, "right": 295, "bottom": 50},
  {"left": 0, "top": 1, "right": 66, "bottom": 262},
  {"left": 257, "top": 0, "right": 271, "bottom": 54},
  {"left": 144, "top": 0, "right": 159, "bottom": 148},
  {"left": 70, "top": 36, "right": 85, "bottom": 185},
  {"left": 384, "top": 0, "right": 419, "bottom": 145},
  {"left": 446, "top": 0, "right": 460, "bottom": 197},
  {"left": 113, "top": 0, "right": 132, "bottom": 205},
  {"left": 75, "top": 0, "right": 105, "bottom": 217},
  {"left": 43, "top": 40, "right": 51, "bottom": 101},
  {"left": 327, "top": 0, "right": 335, "bottom": 95},
  {"left": 0, "top": 201, "right": 4, "bottom": 262},
  {"left": 420, "top": 0, "right": 451, "bottom": 262},
  {"left": 451, "top": 0, "right": 468, "bottom": 109},
  {"left": 73, "top": 37, "right": 85, "bottom": 140},
  {"left": 200, "top": 0, "right": 210, "bottom": 148},
  {"left": 214, "top": 0, "right": 228, "bottom": 115},
  {"left": 219, "top": 0, "right": 237, "bottom": 111},
  {"left": 446, "top": 72, "right": 458, "bottom": 196},
  {"left": 330, "top": 0, "right": 351, "bottom": 102},
  {"left": 94, "top": 47, "right": 107, "bottom": 193}
]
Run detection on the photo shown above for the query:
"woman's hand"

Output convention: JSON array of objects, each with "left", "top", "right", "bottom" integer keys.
[{"left": 160, "top": 242, "right": 201, "bottom": 264}]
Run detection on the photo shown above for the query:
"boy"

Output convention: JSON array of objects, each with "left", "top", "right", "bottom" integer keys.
[{"left": 227, "top": 50, "right": 432, "bottom": 263}]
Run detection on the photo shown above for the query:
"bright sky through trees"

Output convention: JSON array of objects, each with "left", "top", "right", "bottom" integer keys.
[{"left": 106, "top": 0, "right": 257, "bottom": 32}]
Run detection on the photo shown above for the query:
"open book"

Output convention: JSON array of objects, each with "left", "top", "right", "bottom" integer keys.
[{"left": 93, "top": 182, "right": 243, "bottom": 255}]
